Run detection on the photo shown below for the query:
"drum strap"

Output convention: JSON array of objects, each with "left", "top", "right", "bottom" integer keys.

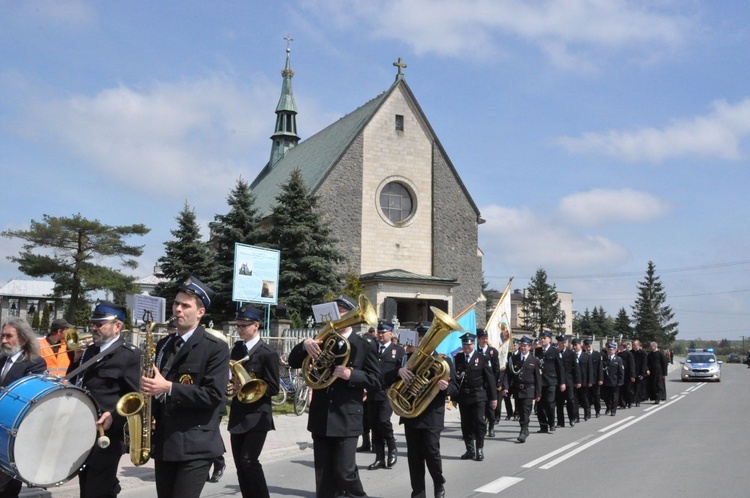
[{"left": 65, "top": 338, "right": 124, "bottom": 382}]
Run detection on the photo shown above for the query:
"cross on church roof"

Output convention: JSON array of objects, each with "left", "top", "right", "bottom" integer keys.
[
  {"left": 393, "top": 57, "right": 407, "bottom": 77},
  {"left": 284, "top": 34, "right": 294, "bottom": 53}
]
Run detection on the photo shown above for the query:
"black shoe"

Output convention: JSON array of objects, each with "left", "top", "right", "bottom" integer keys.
[
  {"left": 368, "top": 460, "right": 386, "bottom": 470},
  {"left": 610, "top": 411, "right": 616, "bottom": 416},
  {"left": 569, "top": 419, "right": 576, "bottom": 427},
  {"left": 505, "top": 414, "right": 512, "bottom": 421},
  {"left": 474, "top": 448, "right": 484, "bottom": 461},
  {"left": 513, "top": 415, "right": 520, "bottom": 421},
  {"left": 517, "top": 432, "right": 527, "bottom": 443},
  {"left": 655, "top": 400, "right": 661, "bottom": 405},
  {"left": 435, "top": 483, "right": 446, "bottom": 498},
  {"left": 549, "top": 425, "right": 556, "bottom": 432},
  {"left": 356, "top": 442, "right": 371, "bottom": 453},
  {"left": 487, "top": 428, "right": 495, "bottom": 437},
  {"left": 387, "top": 449, "right": 398, "bottom": 468},
  {"left": 595, "top": 412, "right": 600, "bottom": 418},
  {"left": 556, "top": 423, "right": 565, "bottom": 428},
  {"left": 604, "top": 409, "right": 610, "bottom": 415},
  {"left": 208, "top": 463, "right": 226, "bottom": 483},
  {"left": 536, "top": 426, "right": 548, "bottom": 434},
  {"left": 584, "top": 415, "right": 590, "bottom": 421},
  {"left": 635, "top": 403, "right": 640, "bottom": 407}
]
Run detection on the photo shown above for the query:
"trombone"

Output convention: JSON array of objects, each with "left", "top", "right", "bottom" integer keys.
[{"left": 65, "top": 328, "right": 92, "bottom": 351}]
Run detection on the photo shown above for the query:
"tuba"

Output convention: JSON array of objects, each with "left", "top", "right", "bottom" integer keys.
[
  {"left": 115, "top": 311, "right": 163, "bottom": 466},
  {"left": 227, "top": 356, "right": 268, "bottom": 403},
  {"left": 302, "top": 295, "right": 378, "bottom": 390},
  {"left": 387, "top": 307, "right": 465, "bottom": 418}
]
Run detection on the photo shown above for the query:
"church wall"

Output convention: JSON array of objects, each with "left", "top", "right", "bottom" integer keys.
[
  {"left": 360, "top": 87, "right": 433, "bottom": 275},
  {"left": 315, "top": 135, "right": 364, "bottom": 273},
  {"left": 432, "top": 144, "right": 486, "bottom": 326}
]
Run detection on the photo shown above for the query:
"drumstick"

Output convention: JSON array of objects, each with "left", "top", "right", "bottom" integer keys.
[{"left": 97, "top": 424, "right": 110, "bottom": 449}]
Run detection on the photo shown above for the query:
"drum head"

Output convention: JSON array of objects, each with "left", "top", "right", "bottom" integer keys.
[{"left": 14, "top": 387, "right": 98, "bottom": 486}]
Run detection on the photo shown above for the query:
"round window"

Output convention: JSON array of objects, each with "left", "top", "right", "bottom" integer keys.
[{"left": 379, "top": 182, "right": 414, "bottom": 223}]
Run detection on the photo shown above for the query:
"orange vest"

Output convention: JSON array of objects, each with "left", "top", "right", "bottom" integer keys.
[{"left": 39, "top": 338, "right": 70, "bottom": 377}]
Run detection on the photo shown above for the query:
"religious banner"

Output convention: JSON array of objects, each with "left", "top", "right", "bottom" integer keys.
[{"left": 486, "top": 278, "right": 514, "bottom": 370}]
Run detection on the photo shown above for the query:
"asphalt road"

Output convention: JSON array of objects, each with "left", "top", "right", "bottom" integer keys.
[{"left": 18, "top": 359, "right": 750, "bottom": 497}]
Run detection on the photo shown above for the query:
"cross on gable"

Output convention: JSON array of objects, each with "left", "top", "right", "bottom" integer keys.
[{"left": 393, "top": 57, "right": 407, "bottom": 75}]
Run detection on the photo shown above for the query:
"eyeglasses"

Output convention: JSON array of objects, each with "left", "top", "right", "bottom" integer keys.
[
  {"left": 236, "top": 323, "right": 256, "bottom": 329},
  {"left": 89, "top": 321, "right": 113, "bottom": 329}
]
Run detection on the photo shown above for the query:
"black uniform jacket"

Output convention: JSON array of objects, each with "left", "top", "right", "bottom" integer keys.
[
  {"left": 535, "top": 345, "right": 564, "bottom": 387},
  {"left": 69, "top": 339, "right": 142, "bottom": 440},
  {"left": 576, "top": 351, "right": 594, "bottom": 387},
  {"left": 590, "top": 350, "right": 604, "bottom": 384},
  {"left": 400, "top": 353, "right": 458, "bottom": 430},
  {"left": 454, "top": 351, "right": 497, "bottom": 404},
  {"left": 1, "top": 354, "right": 47, "bottom": 387},
  {"left": 602, "top": 354, "right": 625, "bottom": 387},
  {"left": 633, "top": 348, "right": 649, "bottom": 377},
  {"left": 618, "top": 349, "right": 636, "bottom": 380},
  {"left": 505, "top": 352, "right": 541, "bottom": 399},
  {"left": 227, "top": 339, "right": 280, "bottom": 434},
  {"left": 288, "top": 331, "right": 382, "bottom": 438},
  {"left": 559, "top": 347, "right": 581, "bottom": 387},
  {"left": 477, "top": 345, "right": 501, "bottom": 388},
  {"left": 370, "top": 342, "right": 406, "bottom": 402},
  {"left": 152, "top": 327, "right": 230, "bottom": 461}
]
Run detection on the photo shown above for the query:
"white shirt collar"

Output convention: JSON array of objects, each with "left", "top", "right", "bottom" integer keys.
[
  {"left": 244, "top": 335, "right": 260, "bottom": 351},
  {"left": 99, "top": 335, "right": 120, "bottom": 353}
]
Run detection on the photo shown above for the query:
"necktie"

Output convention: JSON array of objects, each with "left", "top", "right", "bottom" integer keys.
[
  {"left": 1, "top": 358, "right": 12, "bottom": 381},
  {"left": 465, "top": 354, "right": 471, "bottom": 363},
  {"left": 379, "top": 344, "right": 385, "bottom": 355},
  {"left": 521, "top": 355, "right": 526, "bottom": 362}
]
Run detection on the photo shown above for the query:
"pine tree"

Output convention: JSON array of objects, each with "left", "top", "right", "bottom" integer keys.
[
  {"left": 613, "top": 307, "right": 633, "bottom": 339},
  {"left": 572, "top": 309, "right": 591, "bottom": 337},
  {"left": 155, "top": 202, "right": 216, "bottom": 319},
  {"left": 2, "top": 213, "right": 148, "bottom": 321},
  {"left": 266, "top": 169, "right": 344, "bottom": 317},
  {"left": 521, "top": 268, "right": 565, "bottom": 335},
  {"left": 632, "top": 261, "right": 679, "bottom": 346},
  {"left": 208, "top": 178, "right": 265, "bottom": 323}
]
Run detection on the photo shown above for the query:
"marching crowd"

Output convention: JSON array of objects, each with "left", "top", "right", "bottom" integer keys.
[{"left": 0, "top": 281, "right": 672, "bottom": 498}]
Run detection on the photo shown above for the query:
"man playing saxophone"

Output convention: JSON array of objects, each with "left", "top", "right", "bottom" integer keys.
[
  {"left": 227, "top": 306, "right": 279, "bottom": 498},
  {"left": 68, "top": 301, "right": 142, "bottom": 498},
  {"left": 397, "top": 324, "right": 458, "bottom": 498},
  {"left": 287, "top": 295, "right": 381, "bottom": 498}
]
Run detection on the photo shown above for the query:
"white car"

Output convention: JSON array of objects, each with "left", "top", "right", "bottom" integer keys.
[{"left": 681, "top": 350, "right": 721, "bottom": 382}]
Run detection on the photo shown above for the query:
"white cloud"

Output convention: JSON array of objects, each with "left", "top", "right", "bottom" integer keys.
[
  {"left": 557, "top": 98, "right": 750, "bottom": 162},
  {"left": 559, "top": 188, "right": 671, "bottom": 226},
  {"left": 479, "top": 204, "right": 630, "bottom": 272},
  {"left": 305, "top": 0, "right": 691, "bottom": 69}
]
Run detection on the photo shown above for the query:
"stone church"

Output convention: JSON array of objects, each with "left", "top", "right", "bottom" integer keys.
[{"left": 250, "top": 48, "right": 485, "bottom": 328}]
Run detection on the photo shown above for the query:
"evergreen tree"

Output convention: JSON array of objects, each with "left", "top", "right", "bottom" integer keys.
[
  {"left": 632, "top": 261, "right": 679, "bottom": 346},
  {"left": 339, "top": 269, "right": 365, "bottom": 300},
  {"left": 41, "top": 303, "right": 51, "bottom": 330},
  {"left": 265, "top": 169, "right": 344, "bottom": 317},
  {"left": 521, "top": 268, "right": 565, "bottom": 335},
  {"left": 591, "top": 306, "right": 612, "bottom": 338},
  {"left": 155, "top": 202, "right": 216, "bottom": 319},
  {"left": 208, "top": 178, "right": 265, "bottom": 323},
  {"left": 2, "top": 213, "right": 148, "bottom": 321},
  {"left": 573, "top": 309, "right": 592, "bottom": 337},
  {"left": 613, "top": 307, "right": 633, "bottom": 339}
]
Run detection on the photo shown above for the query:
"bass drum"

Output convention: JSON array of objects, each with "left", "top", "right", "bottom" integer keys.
[{"left": 0, "top": 375, "right": 98, "bottom": 487}]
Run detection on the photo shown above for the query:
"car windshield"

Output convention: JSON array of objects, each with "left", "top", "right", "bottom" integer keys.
[{"left": 687, "top": 354, "right": 715, "bottom": 363}]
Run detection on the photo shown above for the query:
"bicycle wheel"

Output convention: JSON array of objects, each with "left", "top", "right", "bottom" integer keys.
[
  {"left": 293, "top": 380, "right": 309, "bottom": 415},
  {"left": 272, "top": 384, "right": 288, "bottom": 406}
]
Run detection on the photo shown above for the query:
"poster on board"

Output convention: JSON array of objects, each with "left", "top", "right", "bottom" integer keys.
[{"left": 232, "top": 243, "right": 280, "bottom": 305}]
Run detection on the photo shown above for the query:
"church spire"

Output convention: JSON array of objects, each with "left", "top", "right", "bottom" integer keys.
[{"left": 269, "top": 35, "right": 300, "bottom": 166}]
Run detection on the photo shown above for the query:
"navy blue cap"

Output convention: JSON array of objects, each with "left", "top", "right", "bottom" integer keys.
[
  {"left": 90, "top": 301, "right": 126, "bottom": 322},
  {"left": 540, "top": 331, "right": 553, "bottom": 338},
  {"left": 334, "top": 294, "right": 357, "bottom": 312},
  {"left": 460, "top": 333, "right": 476, "bottom": 344},
  {"left": 179, "top": 276, "right": 215, "bottom": 309},
  {"left": 583, "top": 339, "right": 592, "bottom": 345},
  {"left": 571, "top": 338, "right": 582, "bottom": 345},
  {"left": 513, "top": 338, "right": 520, "bottom": 344},
  {"left": 476, "top": 328, "right": 488, "bottom": 338},
  {"left": 556, "top": 335, "right": 567, "bottom": 342},
  {"left": 520, "top": 336, "right": 533, "bottom": 345},
  {"left": 377, "top": 322, "right": 393, "bottom": 332},
  {"left": 237, "top": 306, "right": 262, "bottom": 322},
  {"left": 607, "top": 343, "right": 617, "bottom": 349},
  {"left": 415, "top": 323, "right": 429, "bottom": 335}
]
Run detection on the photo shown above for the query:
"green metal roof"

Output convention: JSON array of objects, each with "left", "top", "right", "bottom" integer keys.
[
  {"left": 250, "top": 85, "right": 392, "bottom": 217},
  {"left": 360, "top": 269, "right": 458, "bottom": 286}
]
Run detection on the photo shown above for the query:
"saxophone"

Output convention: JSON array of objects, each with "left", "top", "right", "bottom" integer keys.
[{"left": 116, "top": 311, "right": 162, "bottom": 466}]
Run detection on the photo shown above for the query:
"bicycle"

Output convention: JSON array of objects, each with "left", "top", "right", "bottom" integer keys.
[{"left": 273, "top": 360, "right": 310, "bottom": 415}]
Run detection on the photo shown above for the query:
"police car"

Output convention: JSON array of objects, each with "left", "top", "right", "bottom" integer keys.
[{"left": 681, "top": 349, "right": 721, "bottom": 382}]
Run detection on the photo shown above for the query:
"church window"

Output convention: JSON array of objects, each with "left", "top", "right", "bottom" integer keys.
[
  {"left": 380, "top": 182, "right": 413, "bottom": 223},
  {"left": 395, "top": 114, "right": 404, "bottom": 131}
]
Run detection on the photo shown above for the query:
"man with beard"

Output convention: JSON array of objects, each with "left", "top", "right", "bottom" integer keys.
[
  {"left": 646, "top": 341, "right": 669, "bottom": 404},
  {"left": 68, "top": 302, "right": 142, "bottom": 498},
  {"left": 534, "top": 331, "right": 564, "bottom": 433},
  {"left": 0, "top": 318, "right": 47, "bottom": 497}
]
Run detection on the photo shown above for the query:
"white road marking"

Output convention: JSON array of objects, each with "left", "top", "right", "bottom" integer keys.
[
  {"left": 475, "top": 476, "right": 524, "bottom": 494},
  {"left": 539, "top": 395, "right": 686, "bottom": 469},
  {"left": 597, "top": 416, "right": 635, "bottom": 432},
  {"left": 522, "top": 442, "right": 579, "bottom": 468}
]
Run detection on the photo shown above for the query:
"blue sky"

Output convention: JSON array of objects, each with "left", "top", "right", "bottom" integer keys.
[{"left": 2, "top": 0, "right": 749, "bottom": 340}]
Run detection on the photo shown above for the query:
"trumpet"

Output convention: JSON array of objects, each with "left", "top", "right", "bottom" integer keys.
[
  {"left": 227, "top": 356, "right": 268, "bottom": 403},
  {"left": 65, "top": 328, "right": 92, "bottom": 351}
]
